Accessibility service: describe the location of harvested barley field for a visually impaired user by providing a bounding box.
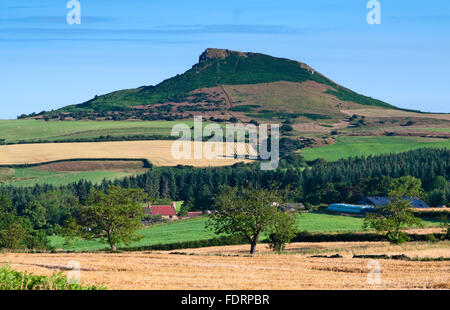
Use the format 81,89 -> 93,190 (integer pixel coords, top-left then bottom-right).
1,241 -> 448,290
0,141 -> 255,167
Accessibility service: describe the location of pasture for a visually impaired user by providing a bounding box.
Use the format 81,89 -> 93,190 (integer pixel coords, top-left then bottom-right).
300,136 -> 450,161
1,241 -> 448,289
0,120 -> 194,143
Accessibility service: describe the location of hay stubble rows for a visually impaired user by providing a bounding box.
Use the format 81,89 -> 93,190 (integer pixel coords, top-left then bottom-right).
1,242 -> 448,290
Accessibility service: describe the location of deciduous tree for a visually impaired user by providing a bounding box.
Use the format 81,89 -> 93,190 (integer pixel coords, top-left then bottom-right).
64,186 -> 148,251
207,187 -> 282,254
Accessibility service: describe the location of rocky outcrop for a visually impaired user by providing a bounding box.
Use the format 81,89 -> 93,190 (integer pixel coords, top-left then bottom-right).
198,48 -> 251,63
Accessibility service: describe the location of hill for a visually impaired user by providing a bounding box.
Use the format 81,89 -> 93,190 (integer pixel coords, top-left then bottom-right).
25,48 -> 403,122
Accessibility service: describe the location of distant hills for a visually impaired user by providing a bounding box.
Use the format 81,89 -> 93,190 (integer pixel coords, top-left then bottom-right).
27,48 -> 405,122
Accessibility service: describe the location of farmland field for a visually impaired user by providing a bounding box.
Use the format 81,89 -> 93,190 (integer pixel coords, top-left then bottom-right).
416,127 -> 450,133
0,120 -> 195,143
300,136 -> 450,161
48,213 -> 441,252
0,140 -> 255,167
1,241 -> 448,289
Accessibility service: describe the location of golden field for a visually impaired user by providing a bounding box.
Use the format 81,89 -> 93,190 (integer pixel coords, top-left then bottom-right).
0,140 -> 256,167
1,241 -> 448,290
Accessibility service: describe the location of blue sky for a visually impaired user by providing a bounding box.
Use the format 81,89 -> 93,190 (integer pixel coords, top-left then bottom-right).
0,0 -> 449,119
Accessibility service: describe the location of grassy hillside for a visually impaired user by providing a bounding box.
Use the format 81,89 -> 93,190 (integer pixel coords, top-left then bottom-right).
48,213 -> 440,252
59,48 -> 397,113
300,136 -> 450,161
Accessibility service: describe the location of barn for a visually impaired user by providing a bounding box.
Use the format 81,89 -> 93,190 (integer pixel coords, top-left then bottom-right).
357,197 -> 429,208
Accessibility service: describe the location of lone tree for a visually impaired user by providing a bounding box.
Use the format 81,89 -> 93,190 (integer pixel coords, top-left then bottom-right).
364,176 -> 423,244
64,186 -> 148,251
207,187 -> 284,254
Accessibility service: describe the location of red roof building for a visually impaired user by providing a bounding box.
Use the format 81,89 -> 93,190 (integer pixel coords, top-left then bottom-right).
151,205 -> 176,217
149,202 -> 177,217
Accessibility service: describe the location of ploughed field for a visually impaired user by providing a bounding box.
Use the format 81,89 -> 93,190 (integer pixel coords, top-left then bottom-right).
0,140 -> 255,167
1,241 -> 448,289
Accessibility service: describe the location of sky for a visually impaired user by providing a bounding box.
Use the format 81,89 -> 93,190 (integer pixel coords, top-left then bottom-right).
0,0 -> 449,119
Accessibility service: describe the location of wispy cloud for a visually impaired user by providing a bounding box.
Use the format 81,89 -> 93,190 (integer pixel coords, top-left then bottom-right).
0,24 -> 297,42
0,16 -> 113,24
153,24 -> 296,34
0,38 -> 198,44
0,5 -> 49,9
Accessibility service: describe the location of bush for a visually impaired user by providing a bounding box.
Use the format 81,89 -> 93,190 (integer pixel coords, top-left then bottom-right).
142,214 -> 168,225
281,124 -> 293,132
0,265 -> 105,290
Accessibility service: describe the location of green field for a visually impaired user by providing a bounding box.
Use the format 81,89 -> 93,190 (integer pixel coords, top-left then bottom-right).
416,127 -> 450,133
0,119 -> 196,143
50,217 -> 216,252
0,167 -> 144,187
49,213 -> 440,252
301,136 -> 450,161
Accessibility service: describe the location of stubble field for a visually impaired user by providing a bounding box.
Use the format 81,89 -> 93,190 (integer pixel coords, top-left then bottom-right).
0,140 -> 255,167
1,241 -> 448,290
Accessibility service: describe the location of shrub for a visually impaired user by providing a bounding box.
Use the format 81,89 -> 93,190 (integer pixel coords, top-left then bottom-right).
0,265 -> 105,290
281,124 -> 293,132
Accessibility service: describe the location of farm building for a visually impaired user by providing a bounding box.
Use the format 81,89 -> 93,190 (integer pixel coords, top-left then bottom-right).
327,203 -> 376,214
357,197 -> 429,208
145,202 -> 178,219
